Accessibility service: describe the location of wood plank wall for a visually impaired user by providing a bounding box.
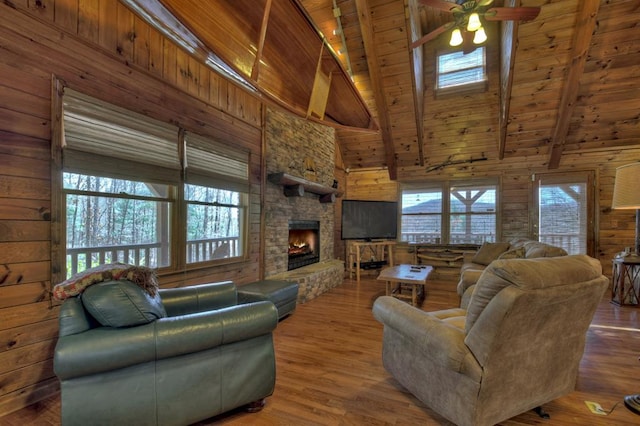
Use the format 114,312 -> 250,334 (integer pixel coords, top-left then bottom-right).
344,148 -> 640,277
0,0 -> 266,415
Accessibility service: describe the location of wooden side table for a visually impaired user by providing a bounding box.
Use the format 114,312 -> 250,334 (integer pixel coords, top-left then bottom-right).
611,256 -> 640,306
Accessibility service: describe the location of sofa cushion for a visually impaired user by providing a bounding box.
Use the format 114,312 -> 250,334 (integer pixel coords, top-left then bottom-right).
523,241 -> 568,258
498,246 -> 526,260
471,242 -> 511,266
82,280 -> 167,327
465,255 -> 602,333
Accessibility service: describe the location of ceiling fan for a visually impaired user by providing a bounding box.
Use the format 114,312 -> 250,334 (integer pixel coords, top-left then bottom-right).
411,0 -> 541,50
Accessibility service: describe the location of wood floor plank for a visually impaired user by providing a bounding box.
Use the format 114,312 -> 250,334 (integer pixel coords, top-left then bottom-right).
2,276 -> 639,425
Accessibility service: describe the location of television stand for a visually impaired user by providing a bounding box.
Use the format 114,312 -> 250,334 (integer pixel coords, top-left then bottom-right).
348,240 -> 396,284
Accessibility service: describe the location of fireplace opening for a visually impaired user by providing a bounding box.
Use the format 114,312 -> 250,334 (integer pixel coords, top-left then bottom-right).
288,220 -> 320,270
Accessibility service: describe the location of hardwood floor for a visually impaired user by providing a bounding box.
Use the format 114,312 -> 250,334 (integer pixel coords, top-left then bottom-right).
3,273 -> 640,425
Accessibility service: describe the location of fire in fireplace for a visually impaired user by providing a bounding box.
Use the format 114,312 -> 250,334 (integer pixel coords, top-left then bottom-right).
288,220 -> 320,270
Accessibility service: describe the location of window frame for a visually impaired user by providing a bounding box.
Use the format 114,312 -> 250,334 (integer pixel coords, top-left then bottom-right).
400,178 -> 500,245
531,171 -> 595,256
435,46 -> 488,97
51,81 -> 250,282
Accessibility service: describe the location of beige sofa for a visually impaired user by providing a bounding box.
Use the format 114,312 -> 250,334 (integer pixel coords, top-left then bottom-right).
458,238 -> 568,307
373,255 -> 607,426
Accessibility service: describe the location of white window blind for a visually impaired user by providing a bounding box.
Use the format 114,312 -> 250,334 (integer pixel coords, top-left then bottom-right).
62,88 -> 181,184
184,132 -> 249,193
538,181 -> 587,254
437,47 -> 486,90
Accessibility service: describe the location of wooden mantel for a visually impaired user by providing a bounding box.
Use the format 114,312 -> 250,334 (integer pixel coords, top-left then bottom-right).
268,172 -> 339,203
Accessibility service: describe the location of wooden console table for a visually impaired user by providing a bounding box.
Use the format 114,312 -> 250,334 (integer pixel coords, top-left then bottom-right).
611,256 -> 640,306
348,240 -> 396,284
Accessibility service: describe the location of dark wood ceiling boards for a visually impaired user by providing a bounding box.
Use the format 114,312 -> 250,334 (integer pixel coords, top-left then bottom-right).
126,0 -> 377,131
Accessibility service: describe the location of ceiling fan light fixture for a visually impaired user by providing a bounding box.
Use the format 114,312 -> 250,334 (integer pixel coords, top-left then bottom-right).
449,28 -> 463,47
467,13 -> 482,32
473,26 -> 487,44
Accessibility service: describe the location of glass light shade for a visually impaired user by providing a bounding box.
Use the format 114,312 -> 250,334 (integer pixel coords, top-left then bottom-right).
612,163 -> 640,209
473,27 -> 487,44
467,13 -> 482,32
449,28 -> 463,47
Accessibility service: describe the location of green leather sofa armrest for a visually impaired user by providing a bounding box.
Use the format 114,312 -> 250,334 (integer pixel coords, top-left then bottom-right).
373,296 -> 480,379
160,281 -> 237,316
54,300 -> 278,380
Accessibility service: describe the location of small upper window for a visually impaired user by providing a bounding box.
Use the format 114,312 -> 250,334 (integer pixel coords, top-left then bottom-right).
436,47 -> 486,94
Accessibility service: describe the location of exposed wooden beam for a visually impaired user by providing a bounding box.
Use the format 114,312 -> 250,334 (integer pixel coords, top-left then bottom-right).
355,0 -> 398,180
498,0 -> 520,160
251,0 -> 272,81
548,0 -> 600,169
407,0 -> 425,166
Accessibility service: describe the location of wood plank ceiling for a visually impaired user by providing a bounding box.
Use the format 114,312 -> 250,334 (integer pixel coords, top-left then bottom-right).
131,0 -> 640,179
301,0 -> 640,179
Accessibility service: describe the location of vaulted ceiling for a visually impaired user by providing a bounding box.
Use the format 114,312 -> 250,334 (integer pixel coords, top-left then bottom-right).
301,0 -> 640,179
132,0 -> 640,180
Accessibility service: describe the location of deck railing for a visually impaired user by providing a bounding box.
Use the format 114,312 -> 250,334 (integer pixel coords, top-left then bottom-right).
66,237 -> 240,276
401,232 -> 583,254
401,232 -> 496,245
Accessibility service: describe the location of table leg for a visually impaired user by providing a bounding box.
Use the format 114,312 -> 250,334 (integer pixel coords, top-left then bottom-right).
356,248 -> 361,284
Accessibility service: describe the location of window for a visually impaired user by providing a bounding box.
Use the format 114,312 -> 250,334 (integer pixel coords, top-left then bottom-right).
401,187 -> 443,243
450,183 -> 497,244
532,172 -> 594,255
56,87 -> 249,278
401,179 -> 498,244
436,47 -> 486,93
63,173 -> 172,274
185,185 -> 245,263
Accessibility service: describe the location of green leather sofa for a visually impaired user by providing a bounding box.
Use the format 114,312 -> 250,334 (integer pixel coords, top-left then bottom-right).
54,280 -> 278,426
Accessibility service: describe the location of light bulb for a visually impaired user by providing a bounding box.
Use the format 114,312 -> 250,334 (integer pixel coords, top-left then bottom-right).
473,26 -> 487,44
449,28 -> 463,47
467,13 -> 482,32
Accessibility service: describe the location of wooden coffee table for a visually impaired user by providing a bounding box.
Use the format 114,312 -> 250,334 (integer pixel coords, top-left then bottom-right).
377,264 -> 433,307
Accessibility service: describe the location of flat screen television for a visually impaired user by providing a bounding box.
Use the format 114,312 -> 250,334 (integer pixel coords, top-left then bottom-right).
341,200 -> 398,240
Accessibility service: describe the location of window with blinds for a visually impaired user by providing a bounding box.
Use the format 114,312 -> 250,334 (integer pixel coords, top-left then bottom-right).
183,132 -> 249,264
436,47 -> 487,94
535,174 -> 592,255
59,88 -> 250,276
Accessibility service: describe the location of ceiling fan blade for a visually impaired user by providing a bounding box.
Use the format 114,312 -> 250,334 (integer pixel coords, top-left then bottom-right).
484,7 -> 541,21
411,22 -> 455,49
419,0 -> 462,13
477,0 -> 495,6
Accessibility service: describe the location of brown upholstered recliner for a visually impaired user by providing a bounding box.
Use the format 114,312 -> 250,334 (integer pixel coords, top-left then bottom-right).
373,255 -> 608,426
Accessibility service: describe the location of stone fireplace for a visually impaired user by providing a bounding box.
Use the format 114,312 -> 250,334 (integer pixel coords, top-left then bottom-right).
288,220 -> 320,270
263,108 -> 344,303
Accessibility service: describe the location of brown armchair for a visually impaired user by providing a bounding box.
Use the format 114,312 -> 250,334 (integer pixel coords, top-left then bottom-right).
373,255 -> 607,426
